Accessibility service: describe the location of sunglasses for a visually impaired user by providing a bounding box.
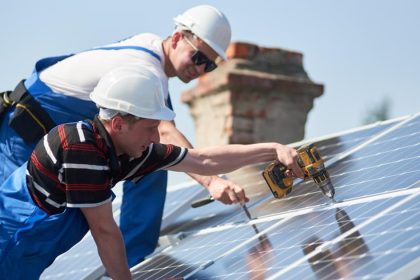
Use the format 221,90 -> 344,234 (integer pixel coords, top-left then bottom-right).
184,36 -> 218,73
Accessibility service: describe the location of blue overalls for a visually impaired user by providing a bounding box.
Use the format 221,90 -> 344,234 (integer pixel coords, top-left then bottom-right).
0,163 -> 90,279
0,45 -> 170,268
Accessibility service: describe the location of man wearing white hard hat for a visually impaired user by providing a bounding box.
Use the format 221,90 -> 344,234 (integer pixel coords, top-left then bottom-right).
0,65 -> 303,279
0,5 -> 238,266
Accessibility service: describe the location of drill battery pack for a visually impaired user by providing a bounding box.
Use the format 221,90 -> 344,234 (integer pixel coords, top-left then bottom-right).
262,161 -> 294,198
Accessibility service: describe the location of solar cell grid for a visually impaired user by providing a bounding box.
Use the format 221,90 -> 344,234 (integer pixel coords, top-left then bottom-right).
132,218 -> 288,280
132,114 -> 420,279
40,113 -> 420,279
161,182 -> 208,229
178,192 -> 420,280
308,119 -> 399,160
131,191 -> 420,279
251,115 -> 420,218
159,119 -> 403,236
278,194 -> 420,280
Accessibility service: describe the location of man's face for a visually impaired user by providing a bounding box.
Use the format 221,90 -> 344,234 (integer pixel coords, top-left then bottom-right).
172,33 -> 219,83
118,118 -> 161,158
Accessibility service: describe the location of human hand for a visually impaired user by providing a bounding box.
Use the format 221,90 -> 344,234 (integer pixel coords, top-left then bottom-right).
207,176 -> 249,205
275,144 -> 304,179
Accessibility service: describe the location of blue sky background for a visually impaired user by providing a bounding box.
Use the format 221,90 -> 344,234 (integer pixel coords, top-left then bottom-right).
1,1 -> 419,185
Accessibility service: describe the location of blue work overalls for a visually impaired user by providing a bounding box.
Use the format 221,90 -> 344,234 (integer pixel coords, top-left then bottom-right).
0,163 -> 90,279
0,45 -> 170,268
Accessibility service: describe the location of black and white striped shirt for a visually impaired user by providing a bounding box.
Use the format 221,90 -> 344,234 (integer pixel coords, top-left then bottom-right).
26,116 -> 187,215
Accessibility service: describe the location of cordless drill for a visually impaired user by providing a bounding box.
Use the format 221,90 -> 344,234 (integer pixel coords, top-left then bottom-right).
262,143 -> 335,199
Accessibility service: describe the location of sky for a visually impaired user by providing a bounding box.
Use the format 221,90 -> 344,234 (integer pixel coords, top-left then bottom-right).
1,0 -> 419,185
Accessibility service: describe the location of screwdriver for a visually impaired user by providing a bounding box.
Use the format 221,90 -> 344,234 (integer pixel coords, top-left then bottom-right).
191,195 -> 262,239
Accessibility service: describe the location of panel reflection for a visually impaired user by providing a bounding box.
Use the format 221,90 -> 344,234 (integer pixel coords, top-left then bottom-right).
302,208 -> 371,279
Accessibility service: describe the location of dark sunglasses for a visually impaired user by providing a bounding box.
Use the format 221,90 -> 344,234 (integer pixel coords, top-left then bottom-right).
184,36 -> 218,73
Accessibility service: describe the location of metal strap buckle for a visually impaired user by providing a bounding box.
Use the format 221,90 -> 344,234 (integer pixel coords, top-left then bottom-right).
1,91 -> 15,107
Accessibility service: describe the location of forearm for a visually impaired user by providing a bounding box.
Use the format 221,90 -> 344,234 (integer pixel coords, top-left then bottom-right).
82,205 -> 131,280
171,143 -> 280,175
93,226 -> 131,280
194,143 -> 278,174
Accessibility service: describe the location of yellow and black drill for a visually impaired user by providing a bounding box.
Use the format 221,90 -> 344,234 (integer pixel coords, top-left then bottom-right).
262,143 -> 335,199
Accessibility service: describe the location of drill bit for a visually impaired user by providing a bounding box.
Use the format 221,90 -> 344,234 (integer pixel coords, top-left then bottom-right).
233,194 -> 265,241
192,194 -> 265,242
242,203 -> 266,243
318,180 -> 335,200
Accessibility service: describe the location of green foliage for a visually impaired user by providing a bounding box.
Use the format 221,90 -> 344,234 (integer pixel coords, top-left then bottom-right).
362,97 -> 391,125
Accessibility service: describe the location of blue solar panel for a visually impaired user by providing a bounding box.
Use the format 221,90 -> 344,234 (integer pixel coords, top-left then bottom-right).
252,115 -> 420,217
41,113 -> 420,279
160,117 -> 406,235
132,192 -> 420,279
131,114 -> 420,279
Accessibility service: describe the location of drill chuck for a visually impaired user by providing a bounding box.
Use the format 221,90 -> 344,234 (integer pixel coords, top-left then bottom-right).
309,165 -> 335,199
297,144 -> 335,199
318,180 -> 335,199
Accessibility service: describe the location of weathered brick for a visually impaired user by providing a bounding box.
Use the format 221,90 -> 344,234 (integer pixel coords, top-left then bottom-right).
226,42 -> 259,60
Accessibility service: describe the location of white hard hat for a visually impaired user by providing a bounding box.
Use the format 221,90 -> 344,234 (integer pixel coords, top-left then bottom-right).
90,65 -> 175,121
174,5 -> 231,60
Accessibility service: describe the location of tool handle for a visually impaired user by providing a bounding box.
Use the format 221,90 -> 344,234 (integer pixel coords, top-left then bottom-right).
191,196 -> 215,208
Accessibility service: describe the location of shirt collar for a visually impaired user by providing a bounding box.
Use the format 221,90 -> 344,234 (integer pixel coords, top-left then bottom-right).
92,115 -> 121,181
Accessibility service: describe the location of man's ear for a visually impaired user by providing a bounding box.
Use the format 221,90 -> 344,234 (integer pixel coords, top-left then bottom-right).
110,116 -> 124,133
171,31 -> 183,48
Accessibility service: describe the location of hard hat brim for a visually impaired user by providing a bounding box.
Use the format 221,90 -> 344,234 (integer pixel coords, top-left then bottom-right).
139,107 -> 176,121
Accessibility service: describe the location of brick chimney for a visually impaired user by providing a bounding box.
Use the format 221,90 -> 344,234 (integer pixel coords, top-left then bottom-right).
181,42 -> 324,147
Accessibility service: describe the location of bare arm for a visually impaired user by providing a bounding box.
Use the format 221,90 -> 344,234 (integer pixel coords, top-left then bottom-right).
159,120 -> 248,204
168,143 -> 304,178
81,202 -> 131,280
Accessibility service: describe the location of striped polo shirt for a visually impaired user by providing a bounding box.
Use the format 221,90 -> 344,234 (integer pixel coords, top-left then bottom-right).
26,116 -> 187,215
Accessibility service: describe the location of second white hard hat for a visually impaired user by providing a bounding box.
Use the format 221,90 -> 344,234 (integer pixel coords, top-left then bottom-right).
90,65 -> 175,121
174,5 -> 231,60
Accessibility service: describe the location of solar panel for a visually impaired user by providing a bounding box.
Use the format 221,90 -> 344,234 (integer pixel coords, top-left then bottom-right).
41,113 -> 420,279
159,117 -> 408,236
131,113 -> 420,279
161,181 -> 210,230
131,191 -> 420,279
251,114 -> 420,217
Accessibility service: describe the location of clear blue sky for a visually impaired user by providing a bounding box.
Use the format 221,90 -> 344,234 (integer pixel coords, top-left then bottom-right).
1,0 -> 419,184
